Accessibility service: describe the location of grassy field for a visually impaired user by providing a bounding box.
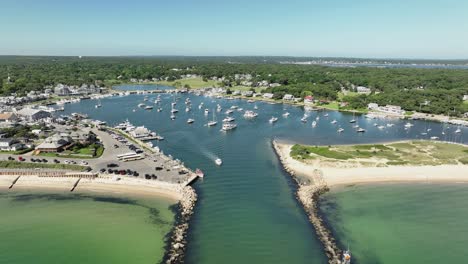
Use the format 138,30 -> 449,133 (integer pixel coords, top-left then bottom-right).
291,141 -> 468,166
155,77 -> 220,89
0,161 -> 85,171
37,145 -> 104,159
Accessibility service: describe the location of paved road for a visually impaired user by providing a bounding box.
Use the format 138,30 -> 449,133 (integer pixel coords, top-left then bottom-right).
0,128 -> 191,184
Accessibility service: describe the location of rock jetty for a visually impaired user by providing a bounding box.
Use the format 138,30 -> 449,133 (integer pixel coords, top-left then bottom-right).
164,186 -> 197,264
272,140 -> 343,264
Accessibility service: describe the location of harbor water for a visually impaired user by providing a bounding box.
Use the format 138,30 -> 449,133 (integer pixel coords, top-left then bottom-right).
5,84 -> 467,263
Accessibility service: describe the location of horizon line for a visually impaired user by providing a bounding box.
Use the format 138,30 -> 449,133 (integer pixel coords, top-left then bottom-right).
1,54 -> 468,61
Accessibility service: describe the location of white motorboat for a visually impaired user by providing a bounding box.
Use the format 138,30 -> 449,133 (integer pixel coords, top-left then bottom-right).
138,103 -> 145,108
282,112 -> 290,117
204,109 -> 209,115
377,125 -> 385,129
221,123 -> 237,131
331,119 -> 337,124
269,117 -> 278,123
186,107 -> 190,112
301,117 -> 307,123
187,118 -> 194,124
226,109 -> 234,115
170,114 -> 176,120
223,117 -> 235,122
312,121 -> 317,127
455,128 -> 462,134
337,128 -> 344,133
145,105 -> 153,110
244,110 -> 258,118
356,128 -> 366,133
215,158 -> 222,166
404,122 -> 414,128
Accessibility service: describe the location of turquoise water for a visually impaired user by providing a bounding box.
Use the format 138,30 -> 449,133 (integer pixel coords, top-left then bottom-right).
48,89 -> 468,263
0,191 -> 176,264
320,183 -> 468,264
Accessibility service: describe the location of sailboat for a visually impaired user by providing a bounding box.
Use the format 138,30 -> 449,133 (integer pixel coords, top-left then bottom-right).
207,109 -> 217,126
312,121 -> 317,127
349,112 -> 356,123
95,99 -> 102,108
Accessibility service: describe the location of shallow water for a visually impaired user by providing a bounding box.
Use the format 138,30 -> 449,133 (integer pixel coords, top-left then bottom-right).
0,191 -> 176,264
32,86 -> 468,263
320,183 -> 468,264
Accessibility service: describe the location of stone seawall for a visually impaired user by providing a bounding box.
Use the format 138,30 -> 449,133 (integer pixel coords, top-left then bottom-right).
163,185 -> 197,264
272,140 -> 343,264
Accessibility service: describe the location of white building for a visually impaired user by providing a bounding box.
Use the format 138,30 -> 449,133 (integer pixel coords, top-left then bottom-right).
463,95 -> 468,101
368,103 -> 379,110
356,86 -> 371,94
377,105 -> 405,115
130,126 -> 150,138
262,93 -> 274,99
283,94 -> 294,101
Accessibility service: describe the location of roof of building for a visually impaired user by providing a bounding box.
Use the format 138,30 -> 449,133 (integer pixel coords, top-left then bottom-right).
0,112 -> 16,120
17,108 -> 50,117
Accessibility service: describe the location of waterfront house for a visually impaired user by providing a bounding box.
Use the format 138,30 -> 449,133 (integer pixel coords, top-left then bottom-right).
241,90 -> 254,97
54,84 -> 71,96
377,105 -> 405,115
368,103 -> 379,110
356,86 -> 371,94
262,93 -> 274,99
283,94 -> 294,101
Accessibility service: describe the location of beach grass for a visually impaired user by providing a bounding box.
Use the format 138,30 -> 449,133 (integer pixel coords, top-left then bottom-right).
0,160 -> 85,171
290,141 -> 468,166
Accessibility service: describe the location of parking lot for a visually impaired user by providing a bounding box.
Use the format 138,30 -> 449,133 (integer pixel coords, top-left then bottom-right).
0,127 -> 193,184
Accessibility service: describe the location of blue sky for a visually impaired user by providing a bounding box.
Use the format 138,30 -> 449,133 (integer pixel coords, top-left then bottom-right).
1,0 -> 467,59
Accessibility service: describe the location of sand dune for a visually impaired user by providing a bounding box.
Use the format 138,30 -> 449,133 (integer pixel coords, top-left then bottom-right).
274,142 -> 468,186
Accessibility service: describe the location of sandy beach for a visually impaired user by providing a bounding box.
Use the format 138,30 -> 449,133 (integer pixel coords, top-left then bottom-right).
274,142 -> 468,187
0,175 -> 182,201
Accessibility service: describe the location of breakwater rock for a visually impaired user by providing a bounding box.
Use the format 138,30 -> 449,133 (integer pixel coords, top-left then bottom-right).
164,186 -> 197,264
272,140 -> 343,264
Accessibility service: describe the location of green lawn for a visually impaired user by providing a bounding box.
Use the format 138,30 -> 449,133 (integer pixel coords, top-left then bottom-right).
290,141 -> 468,166
0,161 -> 85,171
320,101 -> 340,110
155,77 -> 220,89
37,145 -> 104,159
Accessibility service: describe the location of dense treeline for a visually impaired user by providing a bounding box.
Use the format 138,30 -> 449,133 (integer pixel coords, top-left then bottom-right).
1,56 -> 467,116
